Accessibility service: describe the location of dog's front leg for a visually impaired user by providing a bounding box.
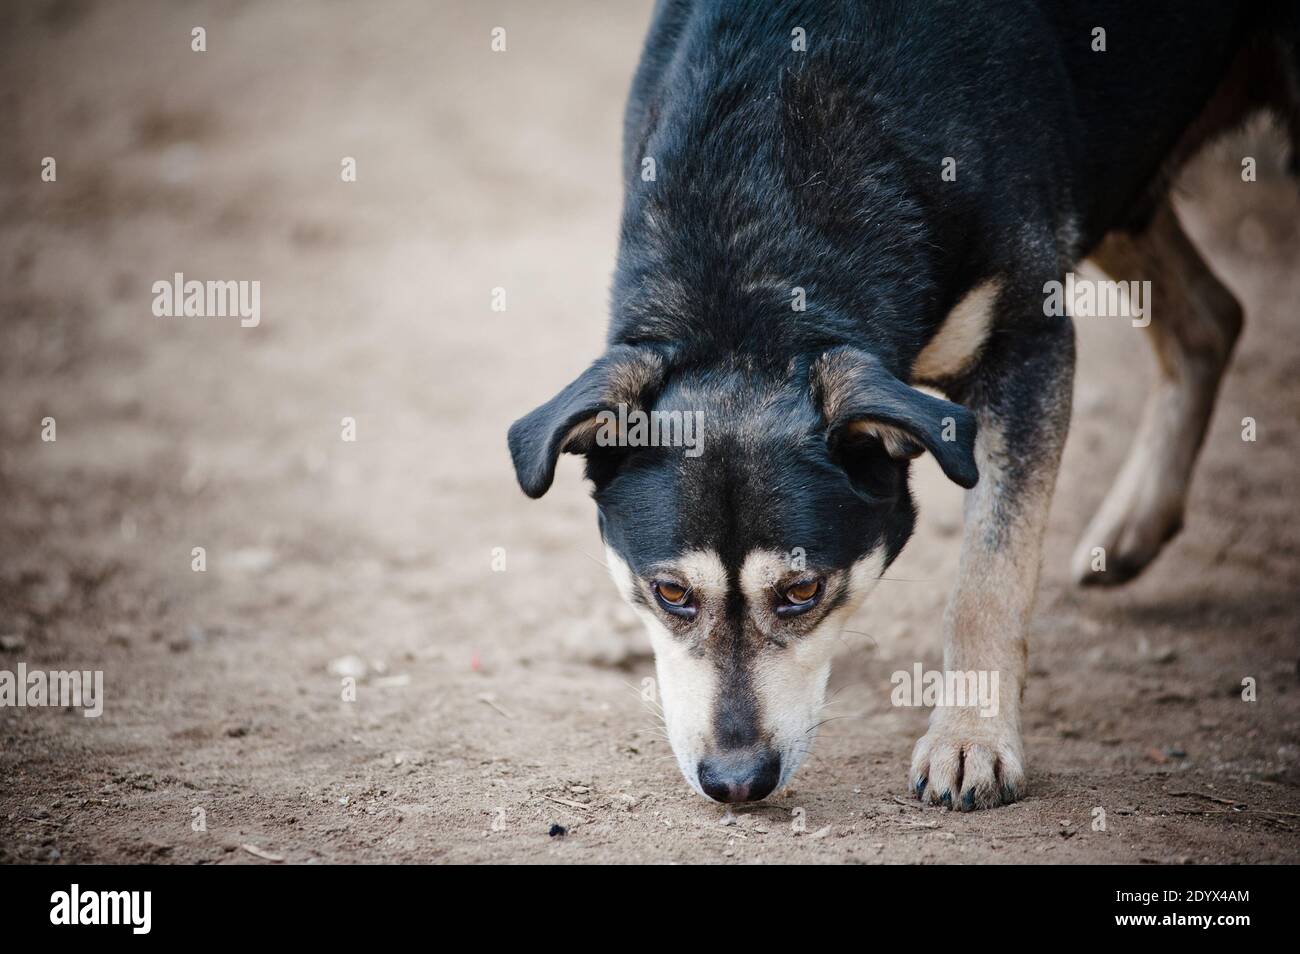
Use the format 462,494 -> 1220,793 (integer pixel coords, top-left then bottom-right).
910,303 -> 1074,810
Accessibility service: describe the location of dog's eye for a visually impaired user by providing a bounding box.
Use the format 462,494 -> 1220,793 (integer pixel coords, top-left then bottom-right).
787,580 -> 819,603
653,581 -> 696,618
777,579 -> 822,617
655,581 -> 688,604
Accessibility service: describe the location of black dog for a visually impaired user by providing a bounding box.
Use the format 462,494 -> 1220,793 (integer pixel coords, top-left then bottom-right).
509,0 -> 1299,808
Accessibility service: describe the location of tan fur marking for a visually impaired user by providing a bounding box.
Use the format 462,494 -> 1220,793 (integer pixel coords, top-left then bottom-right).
559,417 -> 600,453
607,350 -> 665,408
737,551 -> 795,606
910,411 -> 1061,808
912,280 -> 1001,384
558,350 -> 665,454
671,549 -> 729,601
842,420 -> 922,459
810,348 -> 869,424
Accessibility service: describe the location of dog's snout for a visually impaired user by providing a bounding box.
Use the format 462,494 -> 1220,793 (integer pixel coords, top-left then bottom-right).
697,750 -> 781,803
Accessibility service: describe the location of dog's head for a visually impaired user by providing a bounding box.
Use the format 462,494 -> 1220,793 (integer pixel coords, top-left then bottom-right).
508,344 -> 976,802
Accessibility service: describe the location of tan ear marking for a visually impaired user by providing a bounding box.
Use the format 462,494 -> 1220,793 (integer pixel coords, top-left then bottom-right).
844,420 -> 923,459
559,416 -> 602,454
607,350 -> 666,407
810,348 -> 867,424
558,350 -> 667,455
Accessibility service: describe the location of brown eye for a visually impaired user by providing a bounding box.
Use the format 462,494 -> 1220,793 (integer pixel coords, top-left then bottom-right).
654,581 -> 689,605
653,580 -> 696,619
778,579 -> 822,617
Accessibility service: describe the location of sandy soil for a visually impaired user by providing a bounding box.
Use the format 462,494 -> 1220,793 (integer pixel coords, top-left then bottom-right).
1,0 -> 1298,864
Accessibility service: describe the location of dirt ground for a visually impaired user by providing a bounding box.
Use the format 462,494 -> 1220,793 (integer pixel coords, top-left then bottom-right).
1,1 -> 1298,865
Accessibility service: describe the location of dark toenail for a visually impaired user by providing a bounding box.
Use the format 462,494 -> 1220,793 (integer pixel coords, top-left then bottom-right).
962,790 -> 975,810
940,791 -> 952,808
915,777 -> 927,798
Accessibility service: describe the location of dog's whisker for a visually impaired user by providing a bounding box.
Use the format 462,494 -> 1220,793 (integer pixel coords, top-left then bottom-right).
839,629 -> 880,649
824,680 -> 868,701
808,714 -> 862,733
625,692 -> 667,721
577,550 -> 612,571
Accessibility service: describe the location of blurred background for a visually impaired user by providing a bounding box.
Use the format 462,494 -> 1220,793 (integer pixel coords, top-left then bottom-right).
1,0 -> 1297,863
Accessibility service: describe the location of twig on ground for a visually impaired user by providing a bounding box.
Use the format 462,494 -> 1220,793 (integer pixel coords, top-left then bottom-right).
540,793 -> 592,811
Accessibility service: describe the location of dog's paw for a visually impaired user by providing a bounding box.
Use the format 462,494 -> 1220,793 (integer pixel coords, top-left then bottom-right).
1071,483 -> 1185,587
909,710 -> 1025,811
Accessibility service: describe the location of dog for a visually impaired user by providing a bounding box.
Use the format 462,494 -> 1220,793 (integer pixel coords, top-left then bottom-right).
508,0 -> 1299,809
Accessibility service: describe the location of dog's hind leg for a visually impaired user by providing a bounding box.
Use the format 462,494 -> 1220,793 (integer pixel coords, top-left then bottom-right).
1071,201 -> 1242,585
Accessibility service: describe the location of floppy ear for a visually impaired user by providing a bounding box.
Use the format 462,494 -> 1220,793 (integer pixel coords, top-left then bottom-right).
811,346 -> 978,488
507,344 -> 666,498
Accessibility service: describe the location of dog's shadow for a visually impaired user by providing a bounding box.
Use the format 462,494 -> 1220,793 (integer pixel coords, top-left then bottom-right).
1062,583 -> 1299,643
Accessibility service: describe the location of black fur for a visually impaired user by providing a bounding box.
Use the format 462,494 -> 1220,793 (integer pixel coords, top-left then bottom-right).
510,0 -> 1297,580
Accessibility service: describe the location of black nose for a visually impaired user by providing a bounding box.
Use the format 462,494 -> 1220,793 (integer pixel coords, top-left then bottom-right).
697,750 -> 781,803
